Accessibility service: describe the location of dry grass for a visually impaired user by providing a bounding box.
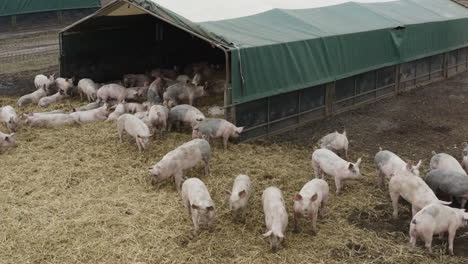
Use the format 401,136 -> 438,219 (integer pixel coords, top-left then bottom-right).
0,95 -> 466,264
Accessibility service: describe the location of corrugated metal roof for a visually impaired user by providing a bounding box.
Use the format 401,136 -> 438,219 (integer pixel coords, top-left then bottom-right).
452,0 -> 468,8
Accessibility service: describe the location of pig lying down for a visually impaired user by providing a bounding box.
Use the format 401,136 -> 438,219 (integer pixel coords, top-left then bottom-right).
148,139 -> 211,191
181,178 -> 215,236
374,148 -> 422,187
262,187 -> 288,253
0,131 -> 17,149
226,174 -> 251,222
311,148 -> 362,195
410,203 -> 468,255
293,179 -> 329,235
0,106 -> 19,132
117,114 -> 151,152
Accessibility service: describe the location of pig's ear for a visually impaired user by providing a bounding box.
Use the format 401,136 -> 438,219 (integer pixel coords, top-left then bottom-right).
239,190 -> 246,198
236,127 -> 244,133
277,232 -> 284,238
415,160 -> 422,168
348,163 -> 354,170
206,206 -> 214,211
463,213 -> 468,220
9,133 -> 15,137
355,158 -> 362,167
225,191 -> 231,197
406,163 -> 413,170
191,204 -> 199,209
294,193 -> 302,201
310,193 -> 318,201
262,230 -> 273,237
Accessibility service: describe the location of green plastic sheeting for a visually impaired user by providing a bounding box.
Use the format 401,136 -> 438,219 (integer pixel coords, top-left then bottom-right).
71,0 -> 468,104
0,0 -> 100,16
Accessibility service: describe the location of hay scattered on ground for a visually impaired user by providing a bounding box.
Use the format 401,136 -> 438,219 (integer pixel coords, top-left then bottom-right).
0,90 -> 467,264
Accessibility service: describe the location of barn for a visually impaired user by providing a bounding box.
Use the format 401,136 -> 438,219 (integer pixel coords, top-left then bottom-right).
0,0 -> 101,29
59,0 -> 468,141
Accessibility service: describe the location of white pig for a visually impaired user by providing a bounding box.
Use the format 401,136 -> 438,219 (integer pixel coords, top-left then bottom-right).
293,179 -> 329,234
375,148 -> 422,187
181,177 -> 216,236
317,129 -> 349,158
148,105 -> 169,137
106,103 -> 127,121
70,104 -> 111,123
0,106 -> 18,132
96,84 -> 138,103
17,84 -> 49,107
148,139 -> 211,191
225,174 -> 251,222
409,203 -> 468,255
168,104 -> 205,131
262,186 -> 288,253
24,113 -> 78,127
311,148 -> 362,195
389,170 -> 451,219
55,77 -> 74,95
34,74 -> 55,90
191,118 -> 244,150
77,78 -> 99,101
125,103 -> 147,113
38,90 -> 69,108
430,152 -> 466,175
0,131 -> 16,148
117,114 -> 151,152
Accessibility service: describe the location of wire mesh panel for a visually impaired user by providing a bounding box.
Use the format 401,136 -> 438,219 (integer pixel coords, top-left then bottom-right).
448,49 -> 458,76
236,98 -> 268,140
430,54 -> 444,79
299,84 -> 326,122
16,11 -> 58,26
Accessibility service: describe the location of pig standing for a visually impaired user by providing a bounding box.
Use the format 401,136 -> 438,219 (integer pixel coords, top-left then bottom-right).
430,152 -> 466,175
191,118 -> 243,150
317,129 -> 349,158
77,78 -> 99,101
23,113 -> 78,127
462,142 -> 468,171
70,104 -> 111,123
389,170 -> 450,218
55,77 -> 74,95
168,104 -> 205,131
425,169 -> 468,207
293,179 -> 329,235
106,103 -> 127,121
311,148 -> 362,195
117,114 -> 152,152
375,148 -> 422,187
34,74 -> 55,90
96,84 -> 138,103
123,74 -> 151,88
38,90 -> 69,108
225,174 -> 251,222
148,139 -> 211,191
181,178 -> 215,236
409,203 -> 468,255
17,84 -> 49,107
148,105 -> 169,137
0,131 -> 16,149
163,82 -> 205,107
0,106 -> 18,132
262,187 -> 288,253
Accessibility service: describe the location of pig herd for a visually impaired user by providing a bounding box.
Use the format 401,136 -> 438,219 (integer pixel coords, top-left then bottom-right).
1,67 -> 468,255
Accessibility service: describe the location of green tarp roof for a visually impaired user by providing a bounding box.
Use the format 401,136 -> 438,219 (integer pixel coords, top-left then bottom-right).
0,0 -> 100,16
77,0 -> 468,103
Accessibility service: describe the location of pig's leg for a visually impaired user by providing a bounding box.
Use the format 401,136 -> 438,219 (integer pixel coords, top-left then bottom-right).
293,212 -> 301,233
422,232 -> 433,253
411,206 -> 420,217
222,136 -> 229,151
390,191 -> 400,219
192,209 -> 200,236
203,156 -> 210,176
377,169 -> 385,188
310,211 -> 318,235
117,123 -> 124,143
135,136 -> 142,152
320,195 -> 328,217
208,210 -> 215,232
409,232 -> 417,251
448,229 -> 456,255
344,146 -> 348,160
334,178 -> 343,195
311,161 -> 320,179
174,171 -> 184,192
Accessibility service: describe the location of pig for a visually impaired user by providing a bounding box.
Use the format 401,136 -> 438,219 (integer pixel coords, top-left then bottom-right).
38,90 -> 69,108
168,104 -> 205,131
19,110 -> 65,121
262,187 -> 288,253
409,203 -> 468,255
17,84 -> 49,107
34,74 -> 55,90
311,148 -> 362,195
375,148 -> 422,187
425,169 -> 468,207
293,179 -> 329,235
148,138 -> 211,191
225,174 -> 251,222
55,77 -> 74,95
430,152 -> 466,175
125,103 -> 147,113
23,113 -> 78,127
70,104 -> 111,123
389,169 -> 451,219
163,82 -> 206,107
148,105 -> 169,137
117,114 -> 152,152
106,103 -> 127,121
176,75 -> 191,84
77,78 -> 99,102
181,177 -> 216,236
73,102 -> 103,112
0,131 -> 16,148
96,84 -> 139,103
462,142 -> 468,171
191,118 -> 243,150
123,74 -> 151,88
0,106 -> 19,132
317,129 -> 349,158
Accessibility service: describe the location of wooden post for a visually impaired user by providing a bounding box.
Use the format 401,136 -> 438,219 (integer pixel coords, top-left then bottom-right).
325,81 -> 335,116
11,15 -> 16,26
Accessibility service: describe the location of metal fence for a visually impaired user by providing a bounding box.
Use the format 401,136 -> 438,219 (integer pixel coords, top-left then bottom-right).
236,46 -> 468,141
